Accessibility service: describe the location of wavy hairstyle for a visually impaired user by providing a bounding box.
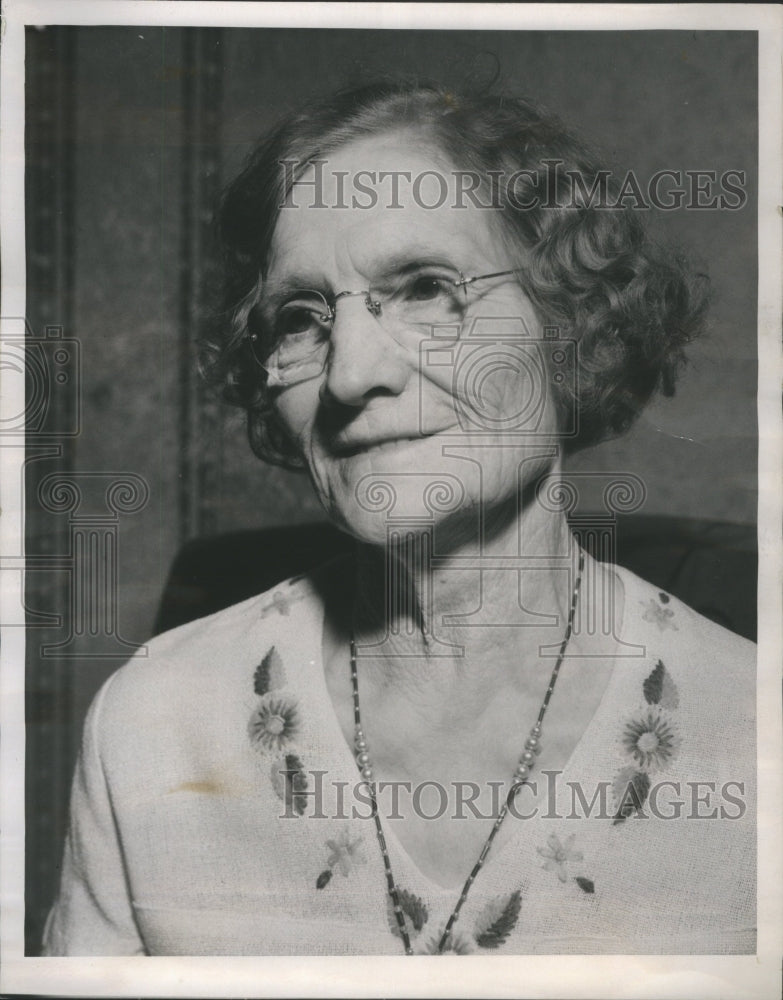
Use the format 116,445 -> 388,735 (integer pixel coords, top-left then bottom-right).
204,81 -> 708,468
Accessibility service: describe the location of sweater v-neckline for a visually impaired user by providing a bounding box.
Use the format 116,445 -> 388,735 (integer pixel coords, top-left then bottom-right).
307,554 -> 637,895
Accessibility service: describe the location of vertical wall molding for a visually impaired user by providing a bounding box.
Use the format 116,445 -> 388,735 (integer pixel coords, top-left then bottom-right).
24,25 -> 78,953
25,26 -> 227,954
178,28 -> 224,542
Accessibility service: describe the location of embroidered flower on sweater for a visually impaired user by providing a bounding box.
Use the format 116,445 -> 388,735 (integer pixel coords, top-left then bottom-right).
640,596 -> 678,631
536,833 -> 583,882
612,661 -> 680,824
259,588 -> 304,619
419,926 -> 473,954
621,709 -> 679,770
316,829 -> 367,889
326,828 -> 366,877
248,695 -> 300,752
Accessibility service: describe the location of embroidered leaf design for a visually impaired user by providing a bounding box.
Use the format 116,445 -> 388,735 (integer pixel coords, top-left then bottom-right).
612,766 -> 638,815
613,769 -> 651,824
271,753 -> 308,815
286,753 -> 308,816
474,889 -> 522,949
643,660 -> 665,704
316,868 -> 332,889
403,890 -> 429,931
641,659 -> 679,709
575,876 -> 595,894
660,674 -> 679,710
270,758 -> 285,800
254,646 -> 284,695
388,889 -> 430,938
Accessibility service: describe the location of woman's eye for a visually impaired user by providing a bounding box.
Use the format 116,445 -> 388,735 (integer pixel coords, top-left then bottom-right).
406,275 -> 452,302
275,305 -> 323,337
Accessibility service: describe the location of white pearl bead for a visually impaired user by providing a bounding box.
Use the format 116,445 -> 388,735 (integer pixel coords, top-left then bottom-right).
361,767 -> 373,779
356,752 -> 369,765
521,750 -> 534,763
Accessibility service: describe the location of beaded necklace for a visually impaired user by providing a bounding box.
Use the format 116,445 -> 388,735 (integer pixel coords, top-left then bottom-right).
349,549 -> 584,955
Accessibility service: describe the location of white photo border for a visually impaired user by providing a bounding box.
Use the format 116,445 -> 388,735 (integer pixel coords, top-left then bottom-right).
1,3 -> 780,997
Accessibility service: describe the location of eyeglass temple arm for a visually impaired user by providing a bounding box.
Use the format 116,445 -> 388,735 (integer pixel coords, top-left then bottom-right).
456,268 -> 520,288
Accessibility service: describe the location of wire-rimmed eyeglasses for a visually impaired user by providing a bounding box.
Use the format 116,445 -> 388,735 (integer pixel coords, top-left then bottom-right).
248,267 -> 522,387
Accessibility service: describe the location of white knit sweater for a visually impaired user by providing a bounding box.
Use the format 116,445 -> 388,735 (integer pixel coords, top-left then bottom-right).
43,558 -> 756,955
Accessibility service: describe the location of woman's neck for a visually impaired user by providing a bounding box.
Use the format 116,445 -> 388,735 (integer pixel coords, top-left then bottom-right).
347,501 -> 578,709
319,500 -> 620,891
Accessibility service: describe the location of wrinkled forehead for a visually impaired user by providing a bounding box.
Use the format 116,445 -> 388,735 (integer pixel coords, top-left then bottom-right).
267,133 -> 511,280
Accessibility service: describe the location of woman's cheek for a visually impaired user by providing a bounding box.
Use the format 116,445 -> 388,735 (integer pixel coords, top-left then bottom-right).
273,387 -> 318,449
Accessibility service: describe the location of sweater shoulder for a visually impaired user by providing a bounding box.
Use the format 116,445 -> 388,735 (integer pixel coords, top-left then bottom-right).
615,562 -> 756,725
94,573 -> 325,733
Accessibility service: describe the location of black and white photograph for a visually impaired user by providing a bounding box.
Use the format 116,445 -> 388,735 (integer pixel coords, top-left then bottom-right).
1,2 -> 780,997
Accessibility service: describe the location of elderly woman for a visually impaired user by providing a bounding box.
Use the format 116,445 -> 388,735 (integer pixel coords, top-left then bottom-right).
43,82 -> 755,956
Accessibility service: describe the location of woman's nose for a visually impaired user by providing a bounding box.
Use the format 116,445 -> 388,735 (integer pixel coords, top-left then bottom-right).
321,297 -> 410,407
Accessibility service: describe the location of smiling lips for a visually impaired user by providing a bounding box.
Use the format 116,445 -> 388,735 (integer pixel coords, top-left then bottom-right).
332,433 -> 435,457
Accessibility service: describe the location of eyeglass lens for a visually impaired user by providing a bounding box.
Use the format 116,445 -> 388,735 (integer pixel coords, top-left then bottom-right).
251,268 -> 517,386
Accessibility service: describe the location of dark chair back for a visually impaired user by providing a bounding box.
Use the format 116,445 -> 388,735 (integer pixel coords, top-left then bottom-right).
154,516 -> 756,642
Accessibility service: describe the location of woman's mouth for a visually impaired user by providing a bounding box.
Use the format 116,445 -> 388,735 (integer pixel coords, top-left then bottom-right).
333,434 -> 432,458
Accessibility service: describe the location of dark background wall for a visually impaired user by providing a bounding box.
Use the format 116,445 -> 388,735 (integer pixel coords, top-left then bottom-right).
24,27 -> 757,952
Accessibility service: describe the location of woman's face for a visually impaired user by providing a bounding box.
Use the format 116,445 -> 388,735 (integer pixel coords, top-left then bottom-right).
265,133 -> 561,543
